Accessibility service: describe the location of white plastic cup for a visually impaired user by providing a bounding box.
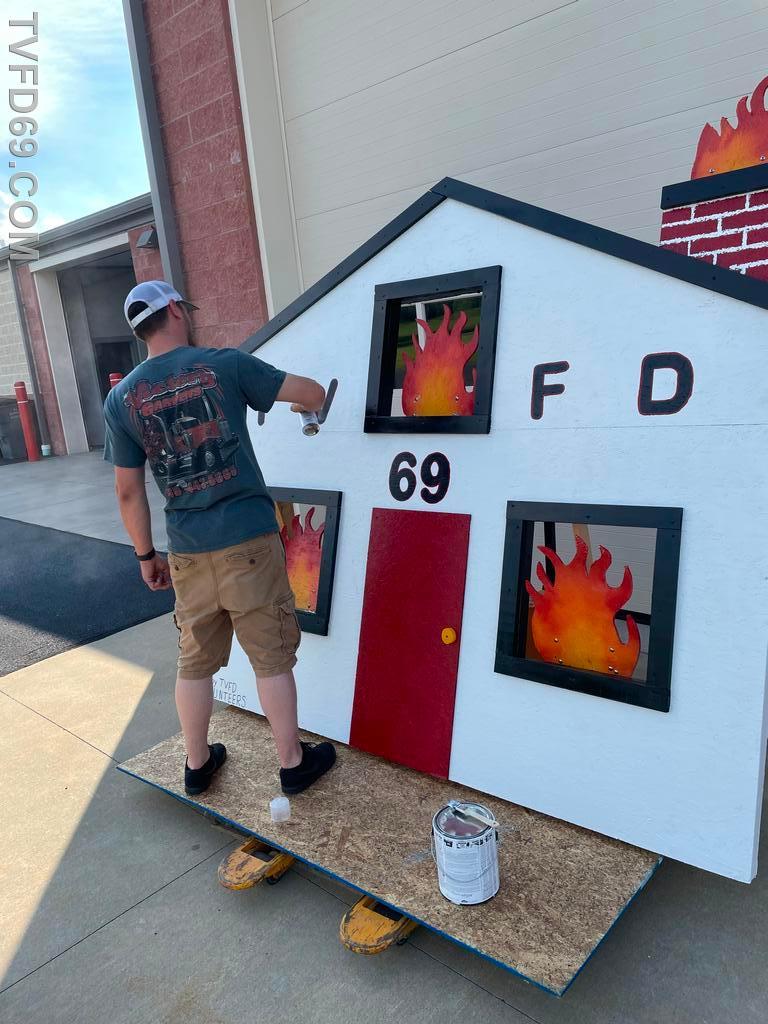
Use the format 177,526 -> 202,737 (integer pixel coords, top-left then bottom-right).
270,796 -> 291,822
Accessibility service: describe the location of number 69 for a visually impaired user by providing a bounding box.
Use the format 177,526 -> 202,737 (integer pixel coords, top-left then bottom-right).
389,451 -> 450,504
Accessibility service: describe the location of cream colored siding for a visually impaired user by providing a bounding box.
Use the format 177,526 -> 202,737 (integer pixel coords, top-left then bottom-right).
266,0 -> 768,287
274,0 -> 569,121
272,0 -> 309,18
0,265 -> 30,396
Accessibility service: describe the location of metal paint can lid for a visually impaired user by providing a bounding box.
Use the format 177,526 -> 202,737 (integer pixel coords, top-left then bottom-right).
433,801 -> 495,839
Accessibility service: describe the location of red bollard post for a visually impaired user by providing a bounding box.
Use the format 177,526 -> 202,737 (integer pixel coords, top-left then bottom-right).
109,373 -> 123,389
13,381 -> 41,462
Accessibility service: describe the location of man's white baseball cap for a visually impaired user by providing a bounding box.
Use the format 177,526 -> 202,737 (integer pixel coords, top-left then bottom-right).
124,280 -> 199,329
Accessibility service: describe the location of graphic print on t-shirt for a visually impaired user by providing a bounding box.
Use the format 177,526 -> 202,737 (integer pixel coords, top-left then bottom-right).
122,365 -> 240,498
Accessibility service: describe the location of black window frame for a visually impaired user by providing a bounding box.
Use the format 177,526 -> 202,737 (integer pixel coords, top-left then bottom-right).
364,265 -> 502,434
270,487 -> 342,637
495,501 -> 683,713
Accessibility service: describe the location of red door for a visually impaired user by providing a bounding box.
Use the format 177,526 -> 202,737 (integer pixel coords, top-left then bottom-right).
349,508 -> 471,778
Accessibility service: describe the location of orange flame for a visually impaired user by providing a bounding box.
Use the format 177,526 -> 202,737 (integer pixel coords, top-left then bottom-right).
281,507 -> 324,613
525,537 -> 640,678
402,304 -> 478,416
691,75 -> 768,178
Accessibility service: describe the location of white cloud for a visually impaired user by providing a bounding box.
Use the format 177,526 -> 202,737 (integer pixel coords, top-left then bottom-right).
1,2 -> 149,230
1,188 -> 72,245
38,212 -> 66,231
4,1 -> 131,124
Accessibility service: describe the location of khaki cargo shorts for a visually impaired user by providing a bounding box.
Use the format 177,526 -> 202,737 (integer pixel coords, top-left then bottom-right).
168,531 -> 301,679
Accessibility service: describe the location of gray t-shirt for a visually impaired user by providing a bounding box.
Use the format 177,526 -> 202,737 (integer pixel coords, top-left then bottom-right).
103,345 -> 286,554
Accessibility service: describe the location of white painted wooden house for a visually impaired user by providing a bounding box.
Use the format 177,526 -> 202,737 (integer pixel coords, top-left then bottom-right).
215,176 -> 768,883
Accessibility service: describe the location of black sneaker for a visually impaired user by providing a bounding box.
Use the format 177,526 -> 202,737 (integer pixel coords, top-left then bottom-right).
280,741 -> 337,795
184,743 -> 227,796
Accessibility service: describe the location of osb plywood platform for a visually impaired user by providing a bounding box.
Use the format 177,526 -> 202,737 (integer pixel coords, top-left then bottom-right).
118,708 -> 660,995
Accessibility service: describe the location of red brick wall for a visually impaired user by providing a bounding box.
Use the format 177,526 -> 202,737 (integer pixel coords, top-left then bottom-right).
143,0 -> 269,347
15,265 -> 66,455
660,191 -> 768,282
128,223 -> 165,283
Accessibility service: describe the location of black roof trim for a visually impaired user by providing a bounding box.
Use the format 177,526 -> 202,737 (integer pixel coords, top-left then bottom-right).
241,191 -> 445,353
241,176 -> 768,354
661,164 -> 768,209
0,193 -> 154,265
434,178 -> 768,311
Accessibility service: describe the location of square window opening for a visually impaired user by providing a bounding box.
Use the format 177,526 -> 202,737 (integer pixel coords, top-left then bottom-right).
390,290 -> 482,417
276,500 -> 327,614
495,503 -> 683,712
520,522 -> 656,685
365,266 -> 501,434
271,488 -> 342,636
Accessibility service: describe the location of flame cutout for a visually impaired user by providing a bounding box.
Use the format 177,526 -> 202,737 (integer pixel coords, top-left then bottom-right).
525,537 -> 640,678
281,506 -> 324,613
402,304 -> 478,416
692,75 -> 768,178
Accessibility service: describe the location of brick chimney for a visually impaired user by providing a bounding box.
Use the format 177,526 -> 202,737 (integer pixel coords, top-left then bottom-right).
659,166 -> 768,282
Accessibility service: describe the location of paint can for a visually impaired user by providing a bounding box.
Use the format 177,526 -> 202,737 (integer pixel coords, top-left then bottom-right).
299,411 -> 319,436
432,801 -> 500,905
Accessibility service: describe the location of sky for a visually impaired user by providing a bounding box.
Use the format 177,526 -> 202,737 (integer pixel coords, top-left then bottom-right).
2,0 -> 149,241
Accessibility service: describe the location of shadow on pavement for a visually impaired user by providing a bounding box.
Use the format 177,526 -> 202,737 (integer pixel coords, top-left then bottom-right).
0,517 -> 173,674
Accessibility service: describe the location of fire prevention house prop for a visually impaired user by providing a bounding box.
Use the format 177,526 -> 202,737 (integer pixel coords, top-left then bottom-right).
214,175 -> 768,885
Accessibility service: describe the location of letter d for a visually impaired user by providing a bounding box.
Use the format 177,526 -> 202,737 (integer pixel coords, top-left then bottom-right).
9,89 -> 37,113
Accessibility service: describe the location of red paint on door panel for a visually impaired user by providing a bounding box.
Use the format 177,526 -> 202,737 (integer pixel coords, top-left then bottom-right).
349,508 -> 471,778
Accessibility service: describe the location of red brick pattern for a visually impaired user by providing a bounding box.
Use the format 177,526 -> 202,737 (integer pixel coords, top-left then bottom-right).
689,232 -> 742,255
15,265 -> 66,455
717,244 -> 768,269
715,207 -> 768,231
128,223 -> 165,283
659,188 -> 768,281
660,218 -> 717,241
661,240 -> 688,255
661,207 -> 692,226
692,195 -> 746,219
143,0 -> 268,347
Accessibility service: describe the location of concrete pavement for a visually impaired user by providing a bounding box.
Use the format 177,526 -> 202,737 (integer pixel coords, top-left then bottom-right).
0,451 -> 168,549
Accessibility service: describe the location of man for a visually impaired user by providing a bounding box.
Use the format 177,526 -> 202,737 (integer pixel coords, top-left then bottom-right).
104,280 -> 336,797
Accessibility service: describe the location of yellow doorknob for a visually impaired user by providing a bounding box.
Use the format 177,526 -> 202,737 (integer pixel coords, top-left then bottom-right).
441,627 -> 457,645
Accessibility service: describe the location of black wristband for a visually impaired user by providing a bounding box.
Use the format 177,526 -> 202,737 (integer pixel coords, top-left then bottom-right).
136,547 -> 156,561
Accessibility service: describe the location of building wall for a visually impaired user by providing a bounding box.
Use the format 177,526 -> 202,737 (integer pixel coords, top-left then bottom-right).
128,223 -> 164,283
15,265 -> 66,455
0,265 -> 30,396
258,0 -> 768,289
142,0 -> 269,346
